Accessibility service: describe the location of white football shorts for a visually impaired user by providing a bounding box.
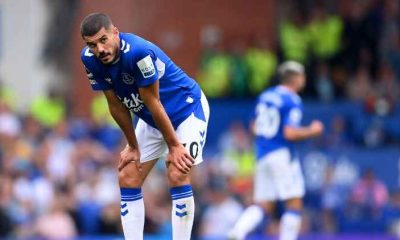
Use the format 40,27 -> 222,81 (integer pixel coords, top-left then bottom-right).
135,92 -> 209,164
254,147 -> 305,202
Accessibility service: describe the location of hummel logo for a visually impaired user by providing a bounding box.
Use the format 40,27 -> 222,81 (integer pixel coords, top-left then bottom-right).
84,48 -> 93,57
176,204 -> 186,210
121,210 -> 128,216
175,211 -> 187,217
121,39 -> 131,53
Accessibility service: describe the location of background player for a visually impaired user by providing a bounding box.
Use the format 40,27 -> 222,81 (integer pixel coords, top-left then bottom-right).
80,13 -> 209,240
228,61 -> 324,240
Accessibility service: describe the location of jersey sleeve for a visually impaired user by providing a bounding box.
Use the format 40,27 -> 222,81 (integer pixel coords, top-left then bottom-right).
81,48 -> 112,91
283,101 -> 303,128
132,47 -> 160,88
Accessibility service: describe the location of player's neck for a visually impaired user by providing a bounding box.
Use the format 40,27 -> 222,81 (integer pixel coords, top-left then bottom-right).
111,53 -> 120,64
280,84 -> 296,93
109,38 -> 121,64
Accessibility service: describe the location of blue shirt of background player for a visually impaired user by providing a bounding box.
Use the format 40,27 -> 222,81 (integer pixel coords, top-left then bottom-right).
81,32 -> 202,129
254,85 -> 303,160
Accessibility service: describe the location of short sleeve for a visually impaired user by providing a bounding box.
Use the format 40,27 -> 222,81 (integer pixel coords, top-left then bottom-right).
133,48 -> 159,88
283,101 -> 303,127
81,55 -> 112,91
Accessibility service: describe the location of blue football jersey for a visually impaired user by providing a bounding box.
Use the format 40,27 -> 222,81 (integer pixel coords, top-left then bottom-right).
253,86 -> 303,160
81,33 -> 202,129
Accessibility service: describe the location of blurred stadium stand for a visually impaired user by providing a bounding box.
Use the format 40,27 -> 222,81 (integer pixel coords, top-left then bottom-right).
1,0 -> 400,239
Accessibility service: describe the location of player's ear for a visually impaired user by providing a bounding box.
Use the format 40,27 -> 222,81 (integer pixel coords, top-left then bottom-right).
112,26 -> 119,36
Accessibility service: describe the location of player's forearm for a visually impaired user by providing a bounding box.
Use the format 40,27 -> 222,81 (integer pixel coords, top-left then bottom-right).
284,126 -> 317,141
138,81 -> 181,149
108,102 -> 139,149
147,101 -> 180,149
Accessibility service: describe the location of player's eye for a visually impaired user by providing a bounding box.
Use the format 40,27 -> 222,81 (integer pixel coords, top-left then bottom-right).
100,38 -> 107,44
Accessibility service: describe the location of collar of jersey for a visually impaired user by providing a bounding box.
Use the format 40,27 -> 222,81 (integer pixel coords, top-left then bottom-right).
111,56 -> 120,65
277,85 -> 294,94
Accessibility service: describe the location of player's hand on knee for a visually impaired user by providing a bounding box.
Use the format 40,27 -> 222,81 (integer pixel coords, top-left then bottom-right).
118,145 -> 141,172
167,144 -> 194,174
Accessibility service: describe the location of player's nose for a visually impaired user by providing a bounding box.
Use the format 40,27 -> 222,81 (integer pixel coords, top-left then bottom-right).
97,43 -> 105,53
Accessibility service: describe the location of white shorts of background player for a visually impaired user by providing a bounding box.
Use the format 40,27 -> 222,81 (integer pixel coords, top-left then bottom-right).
254,147 -> 305,202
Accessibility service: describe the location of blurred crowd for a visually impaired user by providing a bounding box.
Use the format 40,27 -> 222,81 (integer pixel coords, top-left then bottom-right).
0,90 -> 400,239
0,89 -> 246,239
1,0 -> 400,239
0,90 -> 245,239
208,122 -> 400,238
197,0 -> 400,115
198,0 -> 400,148
0,91 -> 122,238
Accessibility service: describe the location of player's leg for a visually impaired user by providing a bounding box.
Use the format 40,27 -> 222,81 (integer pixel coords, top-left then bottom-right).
280,197 -> 303,240
119,119 -> 168,240
167,163 -> 196,240
228,201 -> 275,240
278,157 -> 305,240
228,154 -> 277,240
168,92 -> 209,240
119,160 -> 157,240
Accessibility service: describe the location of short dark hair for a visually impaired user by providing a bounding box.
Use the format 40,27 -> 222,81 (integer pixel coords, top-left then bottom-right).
80,13 -> 113,37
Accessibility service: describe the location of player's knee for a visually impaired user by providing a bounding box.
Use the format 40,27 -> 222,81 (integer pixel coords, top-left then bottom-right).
256,201 -> 275,214
285,198 -> 303,211
118,168 -> 143,187
167,168 -> 190,187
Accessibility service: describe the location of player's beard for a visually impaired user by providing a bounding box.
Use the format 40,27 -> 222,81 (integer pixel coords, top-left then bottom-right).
98,52 -> 111,62
108,43 -> 121,64
98,43 -> 120,65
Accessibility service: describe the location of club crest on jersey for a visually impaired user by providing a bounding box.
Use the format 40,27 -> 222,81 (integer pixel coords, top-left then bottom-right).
121,73 -> 135,85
